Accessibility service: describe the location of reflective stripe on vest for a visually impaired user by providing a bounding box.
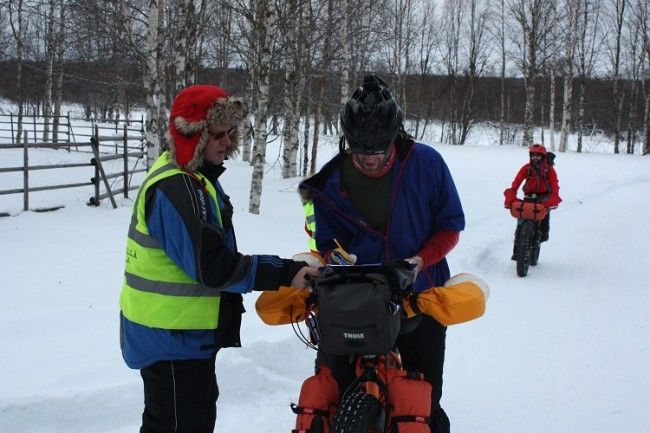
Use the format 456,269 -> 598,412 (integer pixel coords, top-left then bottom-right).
120,151 -> 222,330
303,200 -> 317,251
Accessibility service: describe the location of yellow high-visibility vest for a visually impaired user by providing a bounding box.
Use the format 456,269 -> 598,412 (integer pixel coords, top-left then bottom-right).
120,151 -> 223,330
303,200 -> 317,252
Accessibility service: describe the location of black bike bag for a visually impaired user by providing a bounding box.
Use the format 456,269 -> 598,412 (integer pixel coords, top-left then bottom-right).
314,265 -> 402,355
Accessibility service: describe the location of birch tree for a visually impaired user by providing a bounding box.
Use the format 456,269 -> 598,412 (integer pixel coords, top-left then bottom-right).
339,0 -> 350,106
624,5 -> 642,154
413,1 -> 441,140
172,0 -> 204,92
123,0 -> 167,166
459,0 -> 489,145
442,0 -> 462,145
386,0 -> 415,112
42,0 -> 57,142
558,0 -> 581,152
8,0 -> 25,144
280,0 -> 309,178
51,0 -> 65,143
499,0 -> 507,145
637,0 -> 650,155
606,0 -> 627,154
548,62 -> 559,150
575,0 -> 602,153
509,0 -> 557,146
219,0 -> 261,163
310,0 -> 335,175
249,0 -> 276,214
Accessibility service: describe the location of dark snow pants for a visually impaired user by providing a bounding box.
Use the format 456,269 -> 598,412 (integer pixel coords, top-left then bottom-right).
316,314 -> 447,414
140,355 -> 218,433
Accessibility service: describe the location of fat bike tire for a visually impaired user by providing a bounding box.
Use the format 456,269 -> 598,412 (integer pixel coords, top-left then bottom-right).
530,242 -> 541,266
516,221 -> 534,277
331,392 -> 384,433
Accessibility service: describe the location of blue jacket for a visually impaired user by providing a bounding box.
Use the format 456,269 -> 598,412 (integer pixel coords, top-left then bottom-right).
300,140 -> 465,292
121,162 -> 297,369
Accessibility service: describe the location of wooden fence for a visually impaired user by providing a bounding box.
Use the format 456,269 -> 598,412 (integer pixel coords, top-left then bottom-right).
0,125 -> 146,213
0,113 -> 73,145
0,112 -> 144,148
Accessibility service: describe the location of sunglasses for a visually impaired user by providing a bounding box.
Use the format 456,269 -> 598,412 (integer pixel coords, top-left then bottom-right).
207,126 -> 237,141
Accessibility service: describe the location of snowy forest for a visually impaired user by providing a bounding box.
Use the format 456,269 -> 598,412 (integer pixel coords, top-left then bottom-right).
1,0 -> 649,186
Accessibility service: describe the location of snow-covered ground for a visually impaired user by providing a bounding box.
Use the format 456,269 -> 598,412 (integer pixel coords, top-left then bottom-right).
1,116 -> 649,433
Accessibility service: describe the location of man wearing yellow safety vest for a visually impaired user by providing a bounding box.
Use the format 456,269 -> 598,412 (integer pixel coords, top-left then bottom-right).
119,85 -> 319,433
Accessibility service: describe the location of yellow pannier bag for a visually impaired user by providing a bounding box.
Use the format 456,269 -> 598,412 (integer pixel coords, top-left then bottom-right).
403,273 -> 489,326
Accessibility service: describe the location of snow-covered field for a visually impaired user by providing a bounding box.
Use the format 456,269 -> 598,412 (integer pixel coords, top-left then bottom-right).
1,114 -> 649,433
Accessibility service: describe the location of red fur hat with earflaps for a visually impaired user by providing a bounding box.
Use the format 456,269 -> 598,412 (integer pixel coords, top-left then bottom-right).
167,84 -> 249,171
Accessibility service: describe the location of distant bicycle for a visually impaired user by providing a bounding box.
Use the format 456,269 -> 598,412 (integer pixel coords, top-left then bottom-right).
509,195 -> 548,277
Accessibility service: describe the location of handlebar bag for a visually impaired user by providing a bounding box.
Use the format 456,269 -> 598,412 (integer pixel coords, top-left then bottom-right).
315,266 -> 401,355
510,200 -> 548,221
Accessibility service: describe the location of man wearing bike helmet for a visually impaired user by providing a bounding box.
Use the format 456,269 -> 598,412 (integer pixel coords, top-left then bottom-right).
299,74 -> 465,433
503,144 -> 562,258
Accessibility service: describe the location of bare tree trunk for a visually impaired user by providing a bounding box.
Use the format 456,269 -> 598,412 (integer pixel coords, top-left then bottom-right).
637,0 -> 650,155
310,0 -> 333,175
174,0 -> 201,91
559,0 -> 580,153
141,0 -> 167,166
9,0 -> 25,144
559,72 -> 573,153
459,0 -> 487,145
523,76 -> 536,146
625,2 -> 644,154
52,0 -> 65,143
42,0 -> 57,143
302,100 -> 310,177
241,60 -> 257,163
499,0 -> 506,145
577,74 -> 586,152
249,0 -> 277,214
575,0 -> 602,153
611,0 -> 627,154
548,71 -> 557,150
443,0 -> 461,145
626,80 -> 639,154
641,80 -> 650,155
510,0 -> 557,147
281,0 -> 307,178
339,0 -> 350,106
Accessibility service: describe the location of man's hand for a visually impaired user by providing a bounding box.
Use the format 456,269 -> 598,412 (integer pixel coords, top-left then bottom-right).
290,266 -> 320,289
405,255 -> 424,279
504,188 -> 516,208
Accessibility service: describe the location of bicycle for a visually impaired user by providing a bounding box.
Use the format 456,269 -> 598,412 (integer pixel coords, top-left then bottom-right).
509,195 -> 548,277
255,261 -> 488,433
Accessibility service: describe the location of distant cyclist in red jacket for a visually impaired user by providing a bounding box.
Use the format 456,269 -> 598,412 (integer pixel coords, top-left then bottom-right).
504,144 -> 562,258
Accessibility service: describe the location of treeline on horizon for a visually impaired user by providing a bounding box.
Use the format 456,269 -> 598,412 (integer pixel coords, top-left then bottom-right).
0,60 -> 642,137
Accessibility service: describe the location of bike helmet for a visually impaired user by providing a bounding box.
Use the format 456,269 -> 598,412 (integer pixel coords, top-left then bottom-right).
528,144 -> 547,155
340,74 -> 404,155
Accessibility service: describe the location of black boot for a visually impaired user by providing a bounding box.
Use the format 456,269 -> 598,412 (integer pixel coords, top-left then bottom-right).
430,407 -> 450,433
540,213 -> 550,242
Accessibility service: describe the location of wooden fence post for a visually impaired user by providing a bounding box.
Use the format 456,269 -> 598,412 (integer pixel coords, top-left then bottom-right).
123,124 -> 129,198
93,126 -> 100,204
10,113 -> 14,144
23,131 -> 29,211
90,125 -> 117,209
